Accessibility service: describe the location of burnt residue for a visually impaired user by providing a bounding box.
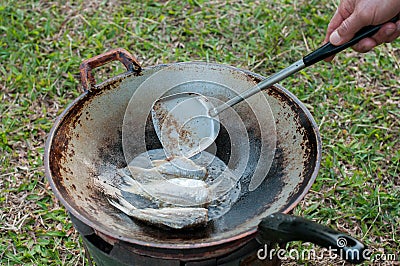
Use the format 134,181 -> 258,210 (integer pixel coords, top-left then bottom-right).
151,100 -> 199,156
145,112 -> 233,161
238,128 -> 262,194
128,217 -> 214,240
49,99 -> 91,192
212,124 -> 231,165
97,131 -> 126,169
49,80 -> 116,178
46,62 -> 320,256
49,111 -> 76,193
286,115 -> 319,206
48,71 -> 135,212
263,86 -> 319,208
145,113 -> 163,150
212,144 -> 286,230
246,73 -> 263,85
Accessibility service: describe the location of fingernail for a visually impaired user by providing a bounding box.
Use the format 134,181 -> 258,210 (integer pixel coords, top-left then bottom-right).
385,27 -> 395,36
330,31 -> 341,45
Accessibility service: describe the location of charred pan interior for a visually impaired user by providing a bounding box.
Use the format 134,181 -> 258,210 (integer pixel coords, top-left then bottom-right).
45,61 -> 321,258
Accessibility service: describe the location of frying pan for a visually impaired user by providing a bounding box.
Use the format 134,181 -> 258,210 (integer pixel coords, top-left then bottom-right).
45,48 -> 365,264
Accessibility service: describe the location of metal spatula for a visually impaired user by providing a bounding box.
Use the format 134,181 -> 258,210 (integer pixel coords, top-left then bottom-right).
151,92 -> 219,158
151,18 -> 396,158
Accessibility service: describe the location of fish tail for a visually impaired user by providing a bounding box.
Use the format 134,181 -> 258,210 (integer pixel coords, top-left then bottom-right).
108,198 -> 130,215
119,175 -> 149,197
116,194 -> 138,210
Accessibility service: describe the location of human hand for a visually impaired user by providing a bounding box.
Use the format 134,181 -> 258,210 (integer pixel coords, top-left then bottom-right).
324,0 -> 400,61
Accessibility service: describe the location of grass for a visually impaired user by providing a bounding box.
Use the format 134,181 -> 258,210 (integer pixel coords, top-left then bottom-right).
0,0 -> 399,265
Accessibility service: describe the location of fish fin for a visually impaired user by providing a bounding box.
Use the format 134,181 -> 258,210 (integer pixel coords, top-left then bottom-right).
115,194 -> 138,210
121,174 -> 137,186
119,175 -> 147,196
94,176 -> 122,197
108,198 -> 131,215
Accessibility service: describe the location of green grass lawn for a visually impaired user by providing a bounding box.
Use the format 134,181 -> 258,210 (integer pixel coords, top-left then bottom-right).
1,0 -> 399,265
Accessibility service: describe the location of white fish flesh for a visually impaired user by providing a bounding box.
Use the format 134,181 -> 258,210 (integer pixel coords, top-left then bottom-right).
127,156 -> 207,184
108,195 -> 208,229
120,174 -> 210,207
151,156 -> 207,179
95,150 -> 241,229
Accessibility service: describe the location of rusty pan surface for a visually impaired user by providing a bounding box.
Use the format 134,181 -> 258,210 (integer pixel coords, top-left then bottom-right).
45,53 -> 321,250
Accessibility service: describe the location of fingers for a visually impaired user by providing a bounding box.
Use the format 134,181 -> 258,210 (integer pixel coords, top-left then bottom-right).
323,11 -> 347,62
325,20 -> 400,61
324,10 -> 346,44
352,21 -> 400,52
351,38 -> 378,53
329,12 -> 368,45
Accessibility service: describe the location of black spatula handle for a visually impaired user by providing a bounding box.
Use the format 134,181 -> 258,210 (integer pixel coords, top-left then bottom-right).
303,16 -> 399,66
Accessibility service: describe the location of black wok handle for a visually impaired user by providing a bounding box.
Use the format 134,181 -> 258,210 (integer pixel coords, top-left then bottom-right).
257,213 -> 367,264
79,48 -> 142,91
303,16 -> 399,66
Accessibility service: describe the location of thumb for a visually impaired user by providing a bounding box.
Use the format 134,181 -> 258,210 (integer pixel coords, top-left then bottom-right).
330,13 -> 366,45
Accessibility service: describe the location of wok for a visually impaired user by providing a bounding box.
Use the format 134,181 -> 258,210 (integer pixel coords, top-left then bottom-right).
45,48 -> 365,264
